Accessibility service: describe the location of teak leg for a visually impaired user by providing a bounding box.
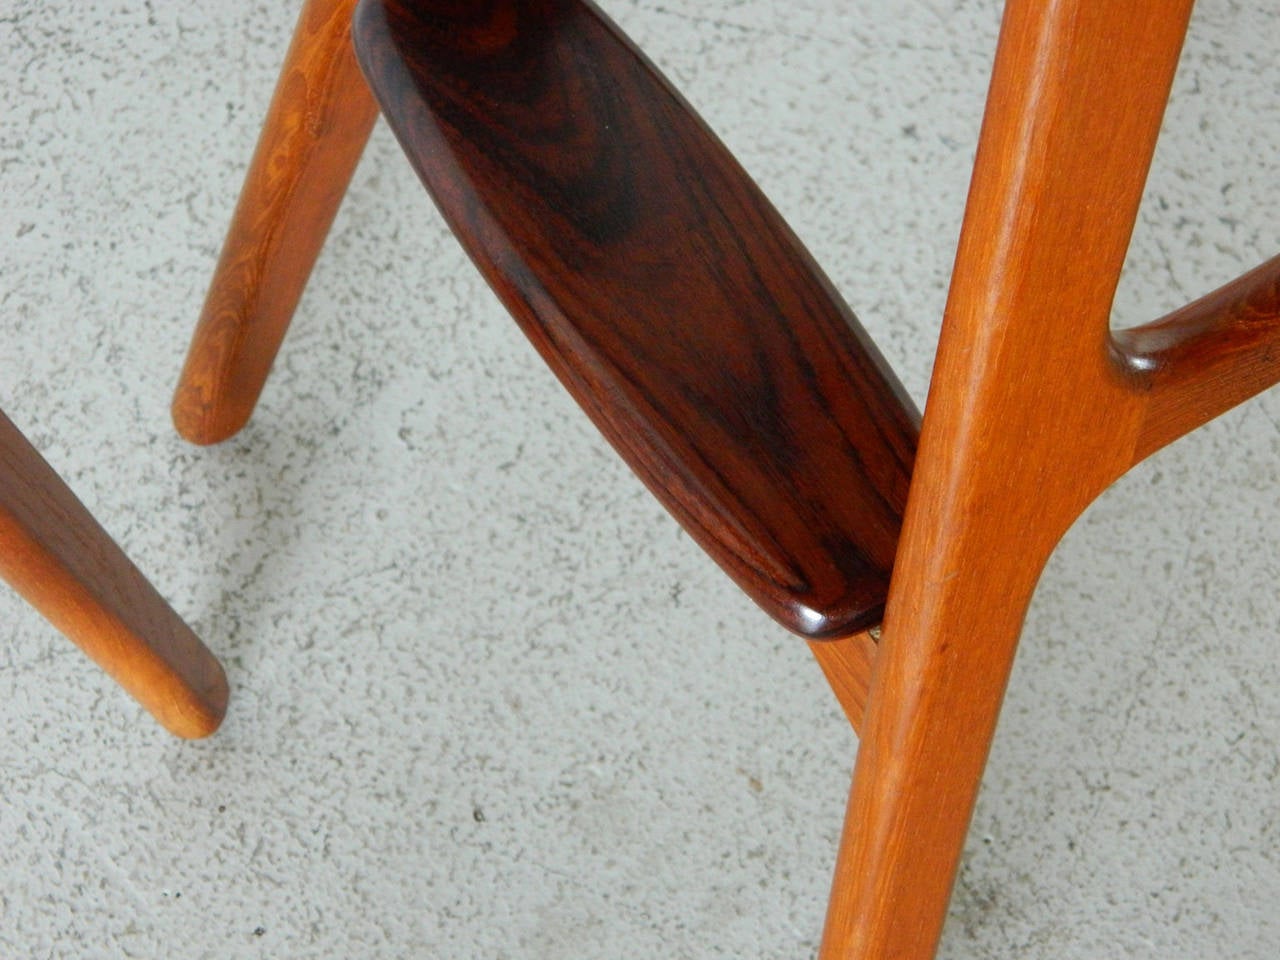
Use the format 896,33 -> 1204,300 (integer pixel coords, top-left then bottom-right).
172,0 -> 378,444
0,410 -> 227,738
817,1 -> 1196,956
808,632 -> 878,735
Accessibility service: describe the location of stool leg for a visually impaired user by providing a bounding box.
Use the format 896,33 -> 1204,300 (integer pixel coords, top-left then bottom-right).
172,0 -> 379,444
816,0 -> 1194,955
809,631 -> 878,735
818,549 -> 1052,959
0,410 -> 227,738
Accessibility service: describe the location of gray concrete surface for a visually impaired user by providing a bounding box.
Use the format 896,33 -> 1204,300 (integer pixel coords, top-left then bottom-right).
2,0 -> 1278,956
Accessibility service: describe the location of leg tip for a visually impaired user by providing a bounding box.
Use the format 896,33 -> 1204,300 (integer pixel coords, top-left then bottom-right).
161,660 -> 231,740
171,389 -> 251,446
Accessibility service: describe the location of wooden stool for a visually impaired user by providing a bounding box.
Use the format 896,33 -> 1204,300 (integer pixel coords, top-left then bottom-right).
171,0 -> 1280,955
0,409 -> 227,738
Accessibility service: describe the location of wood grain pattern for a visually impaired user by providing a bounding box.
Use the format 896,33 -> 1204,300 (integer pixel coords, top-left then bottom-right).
0,409 -> 227,738
172,0 -> 379,445
818,2 -> 1196,957
174,0 -> 1272,949
808,630 -> 877,734
1116,253 -> 1280,462
350,0 -> 919,639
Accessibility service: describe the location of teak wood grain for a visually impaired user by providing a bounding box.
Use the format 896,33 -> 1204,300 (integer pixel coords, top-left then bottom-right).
0,410 -> 227,738
172,0 -> 378,445
817,2 -> 1234,958
350,0 -> 920,639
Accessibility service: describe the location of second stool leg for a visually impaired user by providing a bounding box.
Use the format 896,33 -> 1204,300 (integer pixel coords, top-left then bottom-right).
172,0 -> 378,445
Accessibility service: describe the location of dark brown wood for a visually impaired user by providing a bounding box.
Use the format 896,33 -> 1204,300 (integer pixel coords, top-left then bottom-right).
350,0 -> 919,639
1114,253 -> 1280,462
0,409 -> 228,738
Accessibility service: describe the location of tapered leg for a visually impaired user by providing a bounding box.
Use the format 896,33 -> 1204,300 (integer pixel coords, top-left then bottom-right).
172,0 -> 379,444
0,410 -> 227,738
817,1 -> 1196,956
809,631 -> 878,735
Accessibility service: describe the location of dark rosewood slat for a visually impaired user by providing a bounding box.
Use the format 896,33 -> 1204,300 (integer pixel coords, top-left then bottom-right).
351,0 -> 918,638
1114,253 -> 1280,462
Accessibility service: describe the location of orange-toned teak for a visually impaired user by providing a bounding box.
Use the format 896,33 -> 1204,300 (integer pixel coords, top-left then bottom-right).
172,0 -> 378,444
174,0 -> 1280,956
0,410 -> 227,738
818,1 -> 1280,956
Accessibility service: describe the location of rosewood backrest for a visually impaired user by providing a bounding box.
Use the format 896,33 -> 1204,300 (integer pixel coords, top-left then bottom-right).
350,0 -> 919,640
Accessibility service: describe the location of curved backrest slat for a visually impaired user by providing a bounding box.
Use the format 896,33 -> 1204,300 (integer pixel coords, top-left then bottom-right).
352,0 -> 918,638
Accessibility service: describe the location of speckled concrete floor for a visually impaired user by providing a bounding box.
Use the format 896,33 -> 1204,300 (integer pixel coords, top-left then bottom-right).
2,1 -> 1278,957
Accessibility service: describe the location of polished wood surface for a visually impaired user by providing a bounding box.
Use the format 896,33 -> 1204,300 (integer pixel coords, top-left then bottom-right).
1117,253 -> 1280,461
350,0 -> 919,639
0,409 -> 227,738
172,0 -> 379,445
818,2 -> 1197,957
176,0 -> 1280,952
